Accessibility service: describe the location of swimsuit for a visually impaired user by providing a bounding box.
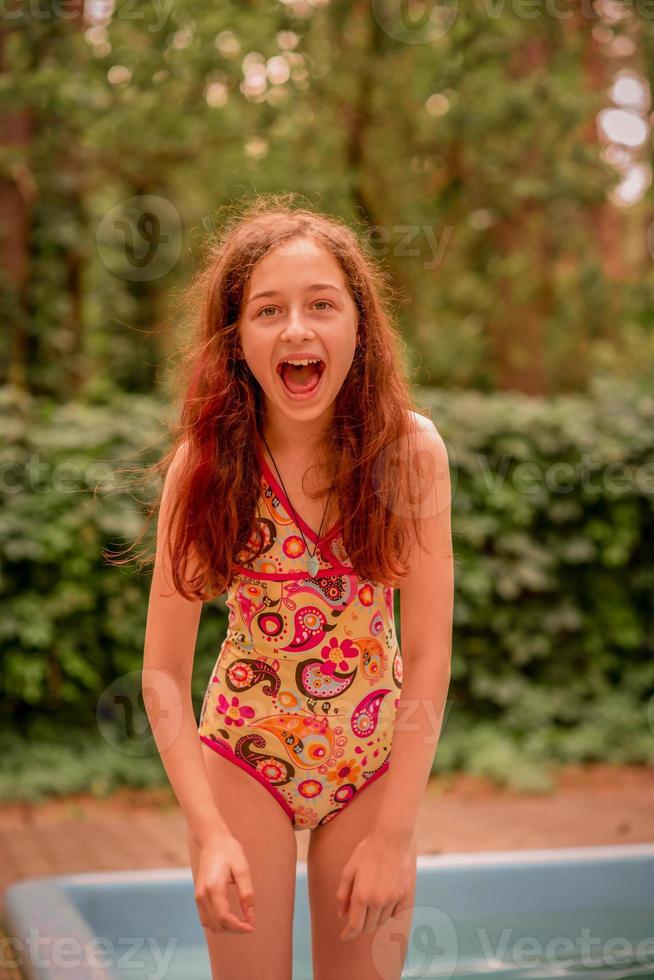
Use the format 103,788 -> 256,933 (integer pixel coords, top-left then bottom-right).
197,439 -> 403,831
198,442 -> 402,831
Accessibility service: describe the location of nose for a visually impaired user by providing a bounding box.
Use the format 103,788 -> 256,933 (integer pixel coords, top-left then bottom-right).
281,306 -> 315,341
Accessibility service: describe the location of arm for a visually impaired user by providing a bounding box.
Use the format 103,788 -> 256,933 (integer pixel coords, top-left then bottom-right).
142,440 -> 226,845
337,418 -> 454,939
141,441 -> 255,933
370,417 -> 454,846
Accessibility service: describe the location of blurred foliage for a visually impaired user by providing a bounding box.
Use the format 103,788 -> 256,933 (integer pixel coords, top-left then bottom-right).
0,727 -> 168,802
3,1 -> 654,400
1,378 -> 653,800
3,0 -> 654,800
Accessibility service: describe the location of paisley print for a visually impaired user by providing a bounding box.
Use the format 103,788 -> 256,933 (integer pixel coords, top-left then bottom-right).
198,439 -> 403,831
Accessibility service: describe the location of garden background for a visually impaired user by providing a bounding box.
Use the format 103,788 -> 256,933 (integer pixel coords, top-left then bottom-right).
2,0 -> 654,802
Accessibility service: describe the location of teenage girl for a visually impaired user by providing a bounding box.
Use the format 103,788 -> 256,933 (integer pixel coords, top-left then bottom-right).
141,199 -> 454,980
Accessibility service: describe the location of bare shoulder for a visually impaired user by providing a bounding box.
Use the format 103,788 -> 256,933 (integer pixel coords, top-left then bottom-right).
397,413 -> 454,614
407,410 -> 449,466
408,409 -> 433,431
155,439 -> 196,567
160,440 -> 191,512
166,438 -> 191,481
143,438 -> 204,676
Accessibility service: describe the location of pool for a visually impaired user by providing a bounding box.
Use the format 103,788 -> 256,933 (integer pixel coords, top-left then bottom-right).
4,844 -> 654,979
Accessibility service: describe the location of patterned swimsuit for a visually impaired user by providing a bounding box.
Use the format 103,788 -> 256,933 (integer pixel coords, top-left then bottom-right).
198,440 -> 403,831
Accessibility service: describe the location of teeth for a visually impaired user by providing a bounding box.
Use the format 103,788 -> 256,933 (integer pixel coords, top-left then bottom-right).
282,358 -> 321,366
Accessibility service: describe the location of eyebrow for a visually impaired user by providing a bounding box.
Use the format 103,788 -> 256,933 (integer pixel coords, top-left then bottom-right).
247,283 -> 341,304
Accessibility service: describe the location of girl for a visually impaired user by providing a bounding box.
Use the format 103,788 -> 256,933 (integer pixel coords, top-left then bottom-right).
141,197 -> 453,980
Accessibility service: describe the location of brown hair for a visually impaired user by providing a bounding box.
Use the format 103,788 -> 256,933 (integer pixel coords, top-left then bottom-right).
107,193 -> 431,600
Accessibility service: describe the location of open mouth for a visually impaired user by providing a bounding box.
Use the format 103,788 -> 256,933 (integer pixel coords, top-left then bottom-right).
276,358 -> 326,398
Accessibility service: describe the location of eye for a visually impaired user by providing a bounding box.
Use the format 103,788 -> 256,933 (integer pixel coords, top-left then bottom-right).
256,305 -> 279,318
313,300 -> 333,311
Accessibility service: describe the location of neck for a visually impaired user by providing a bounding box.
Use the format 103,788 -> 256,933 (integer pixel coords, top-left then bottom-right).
260,406 -> 334,459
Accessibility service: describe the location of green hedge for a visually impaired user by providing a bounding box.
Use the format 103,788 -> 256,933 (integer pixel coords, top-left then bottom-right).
0,386 -> 226,725
432,377 -> 654,787
1,379 -> 653,799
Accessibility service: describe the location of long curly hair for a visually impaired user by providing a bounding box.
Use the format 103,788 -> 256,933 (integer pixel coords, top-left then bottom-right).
109,194 -> 432,600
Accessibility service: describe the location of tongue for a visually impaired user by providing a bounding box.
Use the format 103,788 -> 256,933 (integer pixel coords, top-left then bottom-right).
281,362 -> 321,394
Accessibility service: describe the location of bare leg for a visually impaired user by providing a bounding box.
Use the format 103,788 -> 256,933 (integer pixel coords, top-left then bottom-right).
187,742 -> 298,980
307,774 -> 418,980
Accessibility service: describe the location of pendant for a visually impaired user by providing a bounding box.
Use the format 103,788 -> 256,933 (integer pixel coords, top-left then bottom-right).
307,552 -> 320,577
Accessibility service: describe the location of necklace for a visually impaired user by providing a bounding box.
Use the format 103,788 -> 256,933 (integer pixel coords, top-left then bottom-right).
261,434 -> 334,578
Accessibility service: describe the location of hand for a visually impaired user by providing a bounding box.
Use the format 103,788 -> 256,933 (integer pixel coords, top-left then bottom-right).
335,833 -> 413,940
194,833 -> 256,934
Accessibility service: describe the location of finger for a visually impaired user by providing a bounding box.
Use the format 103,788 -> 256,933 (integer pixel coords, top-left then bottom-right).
231,862 -> 256,924
363,903 -> 383,933
376,902 -> 396,929
341,897 -> 367,940
389,898 -> 404,920
196,895 -> 211,931
335,863 -> 355,918
211,886 -> 255,933
197,893 -> 234,935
